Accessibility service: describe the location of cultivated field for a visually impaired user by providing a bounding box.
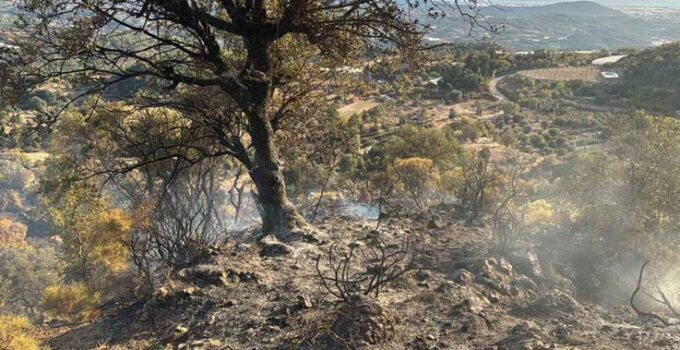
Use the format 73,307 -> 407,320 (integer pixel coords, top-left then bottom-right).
337,98 -> 381,118
519,66 -> 601,83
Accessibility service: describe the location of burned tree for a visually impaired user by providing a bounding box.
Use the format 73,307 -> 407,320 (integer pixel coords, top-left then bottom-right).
315,236 -> 419,300
14,0 -> 492,239
314,235 -> 420,346
630,261 -> 673,326
456,148 -> 499,225
131,162 -> 226,288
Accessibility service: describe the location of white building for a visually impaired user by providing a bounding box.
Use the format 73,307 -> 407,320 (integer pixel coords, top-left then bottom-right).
600,71 -> 620,79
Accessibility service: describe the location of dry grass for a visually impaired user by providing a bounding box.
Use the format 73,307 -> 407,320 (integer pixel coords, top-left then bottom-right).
519,67 -> 601,83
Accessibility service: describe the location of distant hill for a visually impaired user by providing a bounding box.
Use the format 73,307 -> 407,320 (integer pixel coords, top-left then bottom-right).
428,1 -> 680,50
485,1 -> 623,17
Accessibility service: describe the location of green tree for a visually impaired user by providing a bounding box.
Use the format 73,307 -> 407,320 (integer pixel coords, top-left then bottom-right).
368,126 -> 462,171
393,157 -> 438,208
47,185 -> 132,292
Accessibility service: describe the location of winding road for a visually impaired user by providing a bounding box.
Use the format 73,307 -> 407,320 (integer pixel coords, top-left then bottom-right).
489,74 -> 512,103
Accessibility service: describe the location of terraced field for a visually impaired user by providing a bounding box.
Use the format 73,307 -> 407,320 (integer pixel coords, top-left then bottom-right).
519,66 -> 601,83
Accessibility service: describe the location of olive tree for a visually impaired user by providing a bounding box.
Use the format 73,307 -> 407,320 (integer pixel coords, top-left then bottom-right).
13,0 -> 491,239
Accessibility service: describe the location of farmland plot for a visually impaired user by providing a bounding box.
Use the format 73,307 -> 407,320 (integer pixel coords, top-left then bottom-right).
519,67 -> 601,82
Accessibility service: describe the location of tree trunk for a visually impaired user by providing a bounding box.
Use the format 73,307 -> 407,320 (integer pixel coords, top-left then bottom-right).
247,110 -> 307,240
242,37 -> 309,241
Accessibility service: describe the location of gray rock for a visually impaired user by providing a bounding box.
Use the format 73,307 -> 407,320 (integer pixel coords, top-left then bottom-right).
297,294 -> 313,309
507,251 -> 543,281
521,289 -> 582,318
452,269 -> 474,284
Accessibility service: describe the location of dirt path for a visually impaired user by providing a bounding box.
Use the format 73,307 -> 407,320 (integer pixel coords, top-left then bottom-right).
489,74 -> 511,103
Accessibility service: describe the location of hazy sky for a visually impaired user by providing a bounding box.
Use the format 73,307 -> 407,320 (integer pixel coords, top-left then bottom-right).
498,0 -> 680,6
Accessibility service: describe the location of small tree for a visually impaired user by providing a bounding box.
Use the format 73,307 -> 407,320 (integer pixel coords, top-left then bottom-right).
490,152 -> 532,254
363,168 -> 401,229
393,157 -> 439,209
47,185 -> 132,292
315,236 -> 419,300
0,46 -> 25,110
452,149 -> 500,225
131,162 -> 228,289
314,235 -> 421,347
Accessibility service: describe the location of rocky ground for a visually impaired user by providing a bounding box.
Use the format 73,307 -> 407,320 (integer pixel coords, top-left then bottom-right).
43,209 -> 680,350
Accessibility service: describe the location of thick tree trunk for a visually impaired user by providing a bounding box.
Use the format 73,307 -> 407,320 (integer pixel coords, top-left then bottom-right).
247,110 -> 307,240
242,37 -> 310,241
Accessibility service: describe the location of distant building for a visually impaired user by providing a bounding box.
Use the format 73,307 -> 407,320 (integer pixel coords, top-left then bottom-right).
592,55 -> 627,65
428,77 -> 443,85
600,71 -> 620,79
0,41 -> 18,50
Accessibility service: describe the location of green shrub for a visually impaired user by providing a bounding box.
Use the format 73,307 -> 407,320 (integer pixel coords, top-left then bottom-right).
0,314 -> 43,350
530,135 -> 547,148
42,283 -> 101,322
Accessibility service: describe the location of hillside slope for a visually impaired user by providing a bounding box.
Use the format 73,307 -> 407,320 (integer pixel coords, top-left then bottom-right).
42,214 -> 680,350
608,43 -> 680,113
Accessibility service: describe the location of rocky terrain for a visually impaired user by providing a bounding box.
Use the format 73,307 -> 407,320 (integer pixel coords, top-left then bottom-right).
40,208 -> 680,350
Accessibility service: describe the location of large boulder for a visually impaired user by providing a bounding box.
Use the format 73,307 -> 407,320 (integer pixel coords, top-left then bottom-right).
520,289 -> 582,318
176,265 -> 260,287
507,250 -> 543,281
473,258 -> 514,296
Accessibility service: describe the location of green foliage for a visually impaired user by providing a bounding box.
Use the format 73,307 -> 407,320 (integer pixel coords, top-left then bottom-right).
0,241 -> 63,318
616,43 -> 680,90
0,314 -> 44,350
438,65 -> 486,93
393,157 -> 438,208
560,115 -> 680,257
451,117 -> 488,143
501,102 -> 520,116
367,126 -> 462,171
47,185 -> 131,291
42,283 -> 101,323
612,43 -> 680,112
